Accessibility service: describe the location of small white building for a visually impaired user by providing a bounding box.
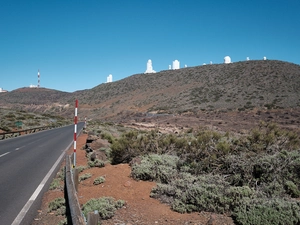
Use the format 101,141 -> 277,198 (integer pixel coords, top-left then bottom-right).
144,59 -> 156,74
224,56 -> 231,64
263,56 -> 267,60
106,74 -> 113,83
0,88 -> 7,93
172,60 -> 180,70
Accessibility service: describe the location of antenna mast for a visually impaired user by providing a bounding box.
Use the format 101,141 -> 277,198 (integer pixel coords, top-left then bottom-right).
38,69 -> 40,88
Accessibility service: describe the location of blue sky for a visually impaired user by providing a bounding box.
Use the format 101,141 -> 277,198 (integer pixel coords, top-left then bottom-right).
1,0 -> 299,92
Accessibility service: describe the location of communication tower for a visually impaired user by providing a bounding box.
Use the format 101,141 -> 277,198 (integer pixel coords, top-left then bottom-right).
38,69 -> 40,88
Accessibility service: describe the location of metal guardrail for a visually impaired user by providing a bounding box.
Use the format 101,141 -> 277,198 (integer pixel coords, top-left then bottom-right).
0,126 -> 57,140
65,155 -> 86,225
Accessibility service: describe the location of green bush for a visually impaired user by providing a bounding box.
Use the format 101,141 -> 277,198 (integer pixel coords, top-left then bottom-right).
79,173 -> 92,181
58,218 -> 67,225
131,154 -> 179,183
93,176 -> 105,185
232,198 -> 300,225
88,159 -> 105,168
49,178 -> 61,190
223,150 -> 300,198
82,197 -> 125,219
101,132 -> 115,144
76,165 -> 87,173
155,173 -> 253,213
48,197 -> 66,216
110,130 -> 143,164
57,167 -> 65,181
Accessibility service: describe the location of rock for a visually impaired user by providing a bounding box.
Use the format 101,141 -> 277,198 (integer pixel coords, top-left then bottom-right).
124,181 -> 131,187
90,152 -> 96,161
95,150 -> 107,161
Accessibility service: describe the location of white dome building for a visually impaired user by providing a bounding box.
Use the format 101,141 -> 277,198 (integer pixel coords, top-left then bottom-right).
144,59 -> 156,74
224,56 -> 231,64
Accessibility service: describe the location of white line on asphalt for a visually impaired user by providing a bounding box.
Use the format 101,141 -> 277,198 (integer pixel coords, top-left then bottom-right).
0,152 -> 10,158
11,142 -> 72,225
15,145 -> 27,151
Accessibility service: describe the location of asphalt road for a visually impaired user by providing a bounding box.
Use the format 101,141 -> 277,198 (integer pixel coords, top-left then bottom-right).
0,122 -> 84,225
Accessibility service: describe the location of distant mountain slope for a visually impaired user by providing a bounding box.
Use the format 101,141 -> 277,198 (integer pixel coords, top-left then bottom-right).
67,60 -> 300,118
1,60 -> 300,119
0,87 -> 70,105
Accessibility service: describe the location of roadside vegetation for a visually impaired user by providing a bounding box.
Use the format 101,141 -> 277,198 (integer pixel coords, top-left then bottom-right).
82,197 -> 125,220
87,121 -> 300,225
0,108 -> 71,132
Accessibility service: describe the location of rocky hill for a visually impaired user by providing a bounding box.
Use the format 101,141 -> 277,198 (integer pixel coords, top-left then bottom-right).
1,60 -> 300,124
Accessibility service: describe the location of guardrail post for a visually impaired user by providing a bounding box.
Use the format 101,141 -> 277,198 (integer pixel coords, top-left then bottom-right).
73,168 -> 79,192
87,211 -> 100,225
65,155 -> 85,225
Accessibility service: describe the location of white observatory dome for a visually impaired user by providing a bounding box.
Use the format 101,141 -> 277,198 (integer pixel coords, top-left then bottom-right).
224,56 -> 231,64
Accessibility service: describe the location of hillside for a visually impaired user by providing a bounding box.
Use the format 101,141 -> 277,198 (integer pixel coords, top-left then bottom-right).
69,60 -> 300,117
1,60 -> 300,124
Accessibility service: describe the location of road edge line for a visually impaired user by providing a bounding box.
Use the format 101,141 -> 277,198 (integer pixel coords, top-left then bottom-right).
11,141 -> 73,225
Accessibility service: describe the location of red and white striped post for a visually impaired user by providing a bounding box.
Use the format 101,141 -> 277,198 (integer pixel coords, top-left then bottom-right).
73,99 -> 78,167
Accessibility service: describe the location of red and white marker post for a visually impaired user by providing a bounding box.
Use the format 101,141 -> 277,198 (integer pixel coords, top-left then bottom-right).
73,99 -> 78,167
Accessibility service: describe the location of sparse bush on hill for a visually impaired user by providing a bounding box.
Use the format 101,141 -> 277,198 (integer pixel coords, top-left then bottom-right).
0,108 -> 71,132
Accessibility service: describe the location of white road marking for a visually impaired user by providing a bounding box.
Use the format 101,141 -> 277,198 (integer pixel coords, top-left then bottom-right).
15,145 -> 26,151
11,141 -> 74,225
0,152 -> 10,158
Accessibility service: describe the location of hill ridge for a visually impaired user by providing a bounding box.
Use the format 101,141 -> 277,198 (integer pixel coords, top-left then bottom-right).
1,60 -> 300,119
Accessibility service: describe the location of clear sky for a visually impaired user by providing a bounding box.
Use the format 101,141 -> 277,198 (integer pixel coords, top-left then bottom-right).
1,0 -> 299,92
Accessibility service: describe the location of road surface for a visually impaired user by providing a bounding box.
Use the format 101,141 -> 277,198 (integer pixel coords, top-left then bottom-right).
0,122 -> 84,225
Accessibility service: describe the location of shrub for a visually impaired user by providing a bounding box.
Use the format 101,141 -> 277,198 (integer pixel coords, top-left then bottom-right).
48,197 -> 66,216
285,180 -> 300,198
58,218 -> 67,225
76,165 -> 87,173
223,150 -> 300,198
232,198 -> 300,225
82,197 -> 125,219
131,154 -> 179,183
110,130 -> 143,164
49,178 -> 61,190
151,173 -> 257,214
57,167 -> 65,181
79,173 -> 92,181
100,132 -> 115,144
88,159 -> 105,168
93,176 -> 105,185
